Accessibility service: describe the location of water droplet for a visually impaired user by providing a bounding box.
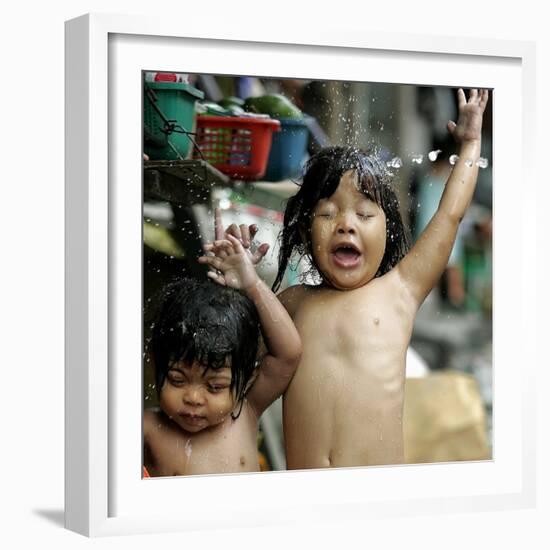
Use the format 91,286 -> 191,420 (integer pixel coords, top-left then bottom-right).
411,154 -> 424,165
386,157 -> 402,169
428,149 -> 441,162
449,154 -> 459,166
476,157 -> 489,169
374,317 -> 380,325
184,439 -> 192,458
465,159 -> 473,167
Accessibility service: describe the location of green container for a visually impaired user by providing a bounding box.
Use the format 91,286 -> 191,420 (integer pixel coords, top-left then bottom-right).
144,81 -> 204,160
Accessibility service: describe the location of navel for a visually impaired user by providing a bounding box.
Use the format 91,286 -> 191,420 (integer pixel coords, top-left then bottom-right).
240,456 -> 246,466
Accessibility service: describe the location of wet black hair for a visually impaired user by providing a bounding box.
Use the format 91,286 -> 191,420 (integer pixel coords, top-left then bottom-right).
149,277 -> 260,415
272,146 -> 410,292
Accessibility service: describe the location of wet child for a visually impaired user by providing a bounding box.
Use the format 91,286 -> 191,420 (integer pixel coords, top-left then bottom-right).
143,240 -> 301,476
223,88 -> 488,468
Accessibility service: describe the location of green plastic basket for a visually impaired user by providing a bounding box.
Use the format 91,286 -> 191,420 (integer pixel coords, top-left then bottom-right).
144,81 -> 204,160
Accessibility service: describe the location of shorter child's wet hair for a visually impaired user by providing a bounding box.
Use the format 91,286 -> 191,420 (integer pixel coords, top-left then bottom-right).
149,277 -> 260,407
272,146 -> 410,292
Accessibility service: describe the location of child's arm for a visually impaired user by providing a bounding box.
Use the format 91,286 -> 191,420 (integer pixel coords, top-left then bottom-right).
396,88 -> 489,307
198,235 -> 301,416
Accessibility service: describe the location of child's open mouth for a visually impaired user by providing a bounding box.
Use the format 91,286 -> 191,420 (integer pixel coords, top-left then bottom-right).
331,244 -> 362,268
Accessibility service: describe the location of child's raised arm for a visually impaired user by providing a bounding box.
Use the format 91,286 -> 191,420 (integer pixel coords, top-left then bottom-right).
397,88 -> 489,307
198,234 -> 301,416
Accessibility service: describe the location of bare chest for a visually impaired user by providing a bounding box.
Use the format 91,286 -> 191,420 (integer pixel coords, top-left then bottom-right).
294,285 -> 413,361
145,413 -> 259,476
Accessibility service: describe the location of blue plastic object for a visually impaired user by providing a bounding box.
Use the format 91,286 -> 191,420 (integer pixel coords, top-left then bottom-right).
263,117 -> 310,181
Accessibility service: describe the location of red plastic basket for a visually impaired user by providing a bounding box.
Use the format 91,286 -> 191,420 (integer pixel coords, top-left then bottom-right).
193,115 -> 281,180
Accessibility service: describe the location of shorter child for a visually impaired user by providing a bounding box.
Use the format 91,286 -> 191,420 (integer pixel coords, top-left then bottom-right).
144,236 -> 301,477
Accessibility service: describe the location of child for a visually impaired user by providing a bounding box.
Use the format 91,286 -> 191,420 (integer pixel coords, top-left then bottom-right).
222,88 -> 488,468
143,245 -> 301,476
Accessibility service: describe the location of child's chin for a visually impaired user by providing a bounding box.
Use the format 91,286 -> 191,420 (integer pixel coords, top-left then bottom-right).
182,423 -> 208,433
175,416 -> 210,433
179,415 -> 228,433
325,273 -> 372,290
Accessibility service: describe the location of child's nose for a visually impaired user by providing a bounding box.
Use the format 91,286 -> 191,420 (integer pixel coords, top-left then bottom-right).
183,386 -> 205,406
336,213 -> 356,234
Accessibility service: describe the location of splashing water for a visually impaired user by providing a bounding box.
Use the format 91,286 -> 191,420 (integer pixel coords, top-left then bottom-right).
386,157 -> 403,169
476,157 -> 489,169
184,439 -> 192,459
465,159 -> 473,167
411,154 -> 424,165
449,154 -> 459,166
428,149 -> 441,162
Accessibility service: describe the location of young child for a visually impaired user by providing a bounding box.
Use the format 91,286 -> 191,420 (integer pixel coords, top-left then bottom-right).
222,88 -> 488,468
143,243 -> 301,476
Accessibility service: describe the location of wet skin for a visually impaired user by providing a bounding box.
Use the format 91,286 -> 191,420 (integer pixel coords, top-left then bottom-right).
144,362 -> 260,476
281,172 -> 414,468
281,89 -> 487,468
143,232 -> 301,477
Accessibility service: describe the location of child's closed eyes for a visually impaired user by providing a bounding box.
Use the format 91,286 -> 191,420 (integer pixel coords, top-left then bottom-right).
314,209 -> 374,220
166,367 -> 231,391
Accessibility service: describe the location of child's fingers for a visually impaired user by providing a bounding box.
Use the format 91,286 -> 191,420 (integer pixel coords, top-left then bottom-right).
469,88 -> 478,103
226,223 -> 242,242
240,224 -> 251,247
447,120 -> 457,137
226,233 -> 245,254
205,240 -> 232,257
457,88 -> 467,109
211,239 -> 233,249
480,89 -> 489,110
214,207 -> 224,241
198,255 -> 224,270
211,243 -> 233,259
249,224 -> 258,241
206,270 -> 226,286
252,242 -> 270,264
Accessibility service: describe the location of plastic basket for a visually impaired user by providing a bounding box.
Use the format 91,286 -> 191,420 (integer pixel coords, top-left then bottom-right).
264,117 -> 310,181
144,81 -> 204,160
193,115 -> 281,180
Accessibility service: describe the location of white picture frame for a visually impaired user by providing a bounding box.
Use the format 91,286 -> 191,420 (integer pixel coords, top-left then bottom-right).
65,13 -> 537,537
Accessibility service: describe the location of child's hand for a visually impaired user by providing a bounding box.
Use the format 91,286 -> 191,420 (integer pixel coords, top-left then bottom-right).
198,234 -> 265,290
447,89 -> 489,144
214,207 -> 270,266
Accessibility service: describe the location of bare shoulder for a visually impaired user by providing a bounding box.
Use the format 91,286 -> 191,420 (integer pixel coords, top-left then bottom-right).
276,284 -> 314,318
143,408 -> 162,440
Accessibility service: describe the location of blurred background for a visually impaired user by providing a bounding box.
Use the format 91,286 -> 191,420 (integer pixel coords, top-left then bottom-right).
142,72 -> 493,471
